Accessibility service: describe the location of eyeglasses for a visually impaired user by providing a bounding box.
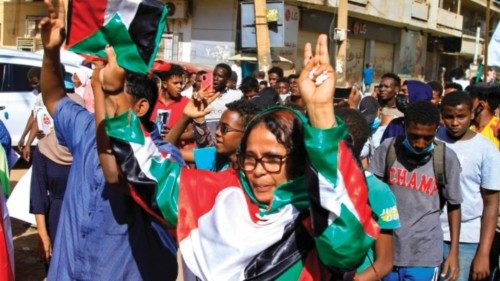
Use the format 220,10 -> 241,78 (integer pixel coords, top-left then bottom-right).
238,154 -> 288,173
217,123 -> 243,135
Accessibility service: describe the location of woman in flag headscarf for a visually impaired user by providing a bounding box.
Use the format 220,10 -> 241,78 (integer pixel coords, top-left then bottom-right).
101,35 -> 380,280
72,69 -> 95,113
380,80 -> 433,143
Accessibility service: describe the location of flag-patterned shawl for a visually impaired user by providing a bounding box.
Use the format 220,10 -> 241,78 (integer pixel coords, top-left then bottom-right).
105,108 -> 380,280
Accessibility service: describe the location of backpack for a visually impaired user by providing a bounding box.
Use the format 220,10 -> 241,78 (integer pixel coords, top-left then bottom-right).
384,136 -> 447,209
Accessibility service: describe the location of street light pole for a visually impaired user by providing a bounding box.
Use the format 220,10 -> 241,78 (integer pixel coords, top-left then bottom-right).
254,0 -> 272,75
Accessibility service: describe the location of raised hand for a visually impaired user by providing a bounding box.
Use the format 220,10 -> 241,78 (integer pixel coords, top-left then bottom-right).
40,0 -> 66,52
184,87 -> 220,119
299,34 -> 336,107
101,46 -> 126,92
298,34 -> 336,129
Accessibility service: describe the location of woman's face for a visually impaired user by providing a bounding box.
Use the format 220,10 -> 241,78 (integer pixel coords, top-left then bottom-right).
243,123 -> 289,205
215,110 -> 244,155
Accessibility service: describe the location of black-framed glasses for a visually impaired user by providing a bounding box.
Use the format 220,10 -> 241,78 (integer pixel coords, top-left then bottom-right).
238,154 -> 288,173
217,123 -> 243,135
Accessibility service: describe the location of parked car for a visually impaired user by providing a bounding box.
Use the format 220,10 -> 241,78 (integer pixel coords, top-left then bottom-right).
0,47 -> 92,147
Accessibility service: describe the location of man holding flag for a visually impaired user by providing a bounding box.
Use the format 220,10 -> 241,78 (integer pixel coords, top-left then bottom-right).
39,0 -> 178,280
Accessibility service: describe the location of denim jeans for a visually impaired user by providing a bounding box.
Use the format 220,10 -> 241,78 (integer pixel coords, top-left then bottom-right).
443,241 -> 479,281
383,266 -> 439,281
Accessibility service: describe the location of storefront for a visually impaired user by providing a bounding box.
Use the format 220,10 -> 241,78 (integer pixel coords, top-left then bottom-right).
299,9 -> 401,84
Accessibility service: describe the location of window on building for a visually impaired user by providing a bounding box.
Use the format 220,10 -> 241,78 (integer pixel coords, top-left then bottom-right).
158,33 -> 183,61
25,16 -> 44,38
441,0 -> 459,13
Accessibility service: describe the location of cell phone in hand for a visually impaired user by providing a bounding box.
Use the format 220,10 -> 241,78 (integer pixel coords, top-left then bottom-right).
201,72 -> 213,93
334,87 -> 352,100
156,109 -> 171,133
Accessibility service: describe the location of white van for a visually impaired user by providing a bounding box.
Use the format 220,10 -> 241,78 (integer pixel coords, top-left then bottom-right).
0,48 -> 91,146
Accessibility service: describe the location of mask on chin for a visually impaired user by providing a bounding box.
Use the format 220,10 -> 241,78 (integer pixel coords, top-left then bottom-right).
395,94 -> 409,113
402,138 -> 434,155
370,117 -> 381,130
402,137 -> 434,163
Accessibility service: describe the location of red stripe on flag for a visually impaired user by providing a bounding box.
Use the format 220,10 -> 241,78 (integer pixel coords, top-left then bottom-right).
337,141 -> 380,238
299,249 -> 331,281
0,202 -> 13,281
127,183 -> 174,229
67,0 -> 107,46
177,169 -> 241,242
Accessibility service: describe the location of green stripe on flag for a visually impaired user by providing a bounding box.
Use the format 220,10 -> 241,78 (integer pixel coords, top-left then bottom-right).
0,146 -> 9,196
267,176 -> 308,215
69,13 -> 154,74
275,259 -> 303,281
303,116 -> 347,182
150,159 -> 181,227
315,205 -> 374,269
105,110 -> 145,145
239,171 -> 308,215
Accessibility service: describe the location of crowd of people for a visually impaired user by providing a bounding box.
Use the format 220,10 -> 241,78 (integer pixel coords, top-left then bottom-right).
0,1 -> 499,280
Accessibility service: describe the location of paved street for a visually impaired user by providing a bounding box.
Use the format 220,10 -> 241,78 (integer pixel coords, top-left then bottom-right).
9,167 -> 184,281
10,168 -> 46,281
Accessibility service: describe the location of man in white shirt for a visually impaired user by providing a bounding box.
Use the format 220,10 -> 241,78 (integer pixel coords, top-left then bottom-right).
437,91 -> 500,281
204,63 -> 243,134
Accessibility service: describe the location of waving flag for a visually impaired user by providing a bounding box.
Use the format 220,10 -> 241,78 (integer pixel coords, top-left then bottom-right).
66,0 -> 167,74
0,147 -> 13,281
105,108 -> 380,280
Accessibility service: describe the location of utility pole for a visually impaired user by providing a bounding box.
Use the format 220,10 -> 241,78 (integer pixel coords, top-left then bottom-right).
336,0 -> 348,88
484,0 -> 491,81
254,0 -> 272,74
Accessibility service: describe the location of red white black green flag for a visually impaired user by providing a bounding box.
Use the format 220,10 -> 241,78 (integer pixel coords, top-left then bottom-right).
66,0 -> 167,74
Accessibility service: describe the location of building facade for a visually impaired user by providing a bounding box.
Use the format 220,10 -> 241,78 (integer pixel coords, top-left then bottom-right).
1,0 -> 498,83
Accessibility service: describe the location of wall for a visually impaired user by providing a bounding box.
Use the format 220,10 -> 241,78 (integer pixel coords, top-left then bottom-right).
190,0 -> 237,65
164,17 -> 193,62
346,38 -> 365,84
1,2 -> 45,47
397,30 -> 427,79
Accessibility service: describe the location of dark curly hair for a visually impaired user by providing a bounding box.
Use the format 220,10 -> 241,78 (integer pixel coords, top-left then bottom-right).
335,108 -> 370,159
444,82 -> 463,93
468,85 -> 499,112
239,77 -> 259,93
215,63 -> 232,79
404,100 -> 440,127
276,77 -> 289,85
156,64 -> 185,81
441,91 -> 472,112
268,66 -> 284,78
381,73 -> 401,87
125,71 -> 158,121
427,81 -> 443,97
225,99 -> 260,128
239,109 -> 306,179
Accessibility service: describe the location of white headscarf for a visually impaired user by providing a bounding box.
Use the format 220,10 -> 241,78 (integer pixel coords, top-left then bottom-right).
74,69 -> 89,98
